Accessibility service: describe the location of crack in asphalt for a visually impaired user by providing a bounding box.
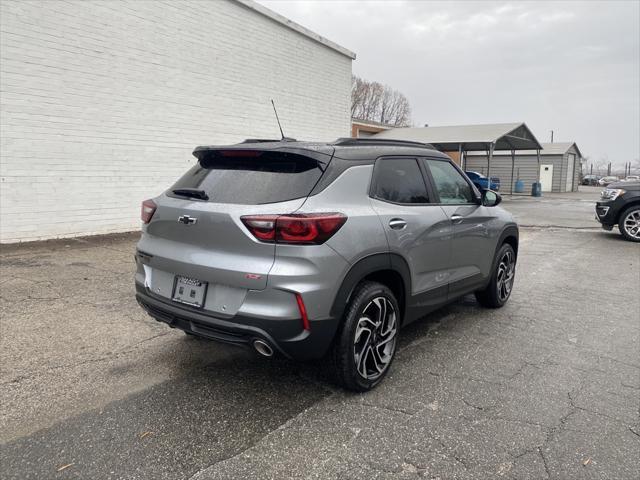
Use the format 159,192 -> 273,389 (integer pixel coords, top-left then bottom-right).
416,432 -> 471,471
568,390 -> 633,425
538,447 -> 552,479
359,401 -> 417,417
461,397 -> 494,412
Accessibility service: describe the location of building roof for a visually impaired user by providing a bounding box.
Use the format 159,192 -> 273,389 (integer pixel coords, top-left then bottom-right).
373,122 -> 542,151
351,118 -> 393,129
466,142 -> 582,157
236,0 -> 356,59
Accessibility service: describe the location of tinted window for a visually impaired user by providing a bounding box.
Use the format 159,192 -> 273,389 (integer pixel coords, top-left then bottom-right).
425,160 -> 475,204
372,158 -> 429,204
170,152 -> 323,205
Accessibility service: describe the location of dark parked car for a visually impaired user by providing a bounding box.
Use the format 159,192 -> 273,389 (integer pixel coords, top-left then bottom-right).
596,181 -> 640,242
465,171 -> 500,191
582,174 -> 601,186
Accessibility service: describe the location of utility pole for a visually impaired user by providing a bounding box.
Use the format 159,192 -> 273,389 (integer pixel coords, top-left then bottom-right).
550,130 -> 554,143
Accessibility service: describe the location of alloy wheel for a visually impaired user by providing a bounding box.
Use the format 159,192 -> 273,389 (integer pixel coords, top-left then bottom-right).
496,250 -> 515,302
623,210 -> 640,239
353,297 -> 398,381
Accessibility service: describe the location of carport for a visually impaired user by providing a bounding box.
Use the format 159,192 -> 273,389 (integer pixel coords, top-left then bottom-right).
374,123 -> 543,194
465,142 -> 583,193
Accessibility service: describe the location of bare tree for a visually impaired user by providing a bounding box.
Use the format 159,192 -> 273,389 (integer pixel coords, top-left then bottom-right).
594,156 -> 609,176
580,155 -> 589,176
351,75 -> 411,127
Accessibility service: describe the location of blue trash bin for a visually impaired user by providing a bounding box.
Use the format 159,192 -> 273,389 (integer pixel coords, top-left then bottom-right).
514,180 -> 524,193
531,182 -> 542,197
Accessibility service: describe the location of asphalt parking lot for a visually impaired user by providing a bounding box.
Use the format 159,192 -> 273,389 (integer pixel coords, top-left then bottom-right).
1,188 -> 639,480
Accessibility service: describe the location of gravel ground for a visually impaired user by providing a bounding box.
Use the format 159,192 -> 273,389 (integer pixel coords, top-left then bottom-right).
1,190 -> 638,479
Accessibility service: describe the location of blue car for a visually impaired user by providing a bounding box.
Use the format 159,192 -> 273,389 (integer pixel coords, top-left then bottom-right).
465,171 -> 501,191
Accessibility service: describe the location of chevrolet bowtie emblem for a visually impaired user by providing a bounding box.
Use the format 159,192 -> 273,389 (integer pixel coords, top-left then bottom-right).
178,215 -> 197,225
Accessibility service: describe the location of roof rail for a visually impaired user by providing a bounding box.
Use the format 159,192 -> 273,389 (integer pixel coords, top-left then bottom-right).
333,137 -> 435,149
241,137 -> 297,144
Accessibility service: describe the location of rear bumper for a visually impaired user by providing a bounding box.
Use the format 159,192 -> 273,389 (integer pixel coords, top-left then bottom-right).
135,283 -> 337,360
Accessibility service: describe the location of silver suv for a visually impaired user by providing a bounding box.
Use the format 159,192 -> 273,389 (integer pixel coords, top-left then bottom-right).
135,138 -> 518,391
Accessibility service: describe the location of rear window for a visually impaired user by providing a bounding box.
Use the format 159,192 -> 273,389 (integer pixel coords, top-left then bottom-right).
170,151 -> 324,205
371,158 -> 429,204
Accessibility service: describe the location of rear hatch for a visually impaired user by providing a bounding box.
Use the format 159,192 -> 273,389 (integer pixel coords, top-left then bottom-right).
137,144 -> 333,314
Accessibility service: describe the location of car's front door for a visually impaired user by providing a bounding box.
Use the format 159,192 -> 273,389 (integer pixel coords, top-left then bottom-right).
369,157 -> 452,313
422,158 -> 499,299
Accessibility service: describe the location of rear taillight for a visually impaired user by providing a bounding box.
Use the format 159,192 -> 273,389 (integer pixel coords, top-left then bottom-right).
241,215 -> 278,241
241,213 -> 347,244
141,199 -> 157,224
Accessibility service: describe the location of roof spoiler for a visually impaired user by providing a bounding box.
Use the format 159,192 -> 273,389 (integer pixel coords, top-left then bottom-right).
240,138 -> 297,143
333,137 -> 436,149
192,145 -> 330,167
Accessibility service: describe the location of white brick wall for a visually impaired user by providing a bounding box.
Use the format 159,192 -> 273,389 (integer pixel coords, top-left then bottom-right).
0,0 -> 353,243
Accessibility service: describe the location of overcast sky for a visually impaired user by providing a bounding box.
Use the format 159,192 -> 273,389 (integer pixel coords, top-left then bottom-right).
260,0 -> 639,168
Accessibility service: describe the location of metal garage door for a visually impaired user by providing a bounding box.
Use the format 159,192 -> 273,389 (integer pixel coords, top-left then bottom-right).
566,154 -> 575,191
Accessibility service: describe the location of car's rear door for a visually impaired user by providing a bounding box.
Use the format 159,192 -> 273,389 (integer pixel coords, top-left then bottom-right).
369,157 -> 451,310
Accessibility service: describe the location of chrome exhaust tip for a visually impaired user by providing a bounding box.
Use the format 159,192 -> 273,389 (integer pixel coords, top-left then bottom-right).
253,339 -> 274,357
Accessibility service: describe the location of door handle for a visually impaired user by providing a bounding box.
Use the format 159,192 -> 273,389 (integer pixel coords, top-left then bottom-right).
389,218 -> 407,230
451,214 -> 464,224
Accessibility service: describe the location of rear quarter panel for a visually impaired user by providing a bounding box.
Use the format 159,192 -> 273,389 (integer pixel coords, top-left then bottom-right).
299,164 -> 387,265
280,164 -> 388,320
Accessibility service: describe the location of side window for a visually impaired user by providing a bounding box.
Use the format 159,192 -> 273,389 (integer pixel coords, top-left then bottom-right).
425,159 -> 475,204
372,158 -> 429,204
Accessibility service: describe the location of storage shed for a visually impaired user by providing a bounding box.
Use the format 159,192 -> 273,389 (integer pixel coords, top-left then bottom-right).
0,0 -> 355,242
374,123 -> 543,192
465,142 -> 582,193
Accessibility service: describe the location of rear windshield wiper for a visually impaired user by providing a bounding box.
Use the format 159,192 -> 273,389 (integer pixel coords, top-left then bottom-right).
172,188 -> 209,200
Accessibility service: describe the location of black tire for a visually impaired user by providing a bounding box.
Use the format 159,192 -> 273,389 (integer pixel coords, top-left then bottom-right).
475,243 -> 516,308
618,206 -> 640,242
332,281 -> 400,392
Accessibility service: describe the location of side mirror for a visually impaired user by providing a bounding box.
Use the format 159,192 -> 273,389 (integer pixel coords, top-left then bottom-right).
482,190 -> 502,207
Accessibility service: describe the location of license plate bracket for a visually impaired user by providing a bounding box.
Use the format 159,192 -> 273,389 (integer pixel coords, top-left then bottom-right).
172,275 -> 208,308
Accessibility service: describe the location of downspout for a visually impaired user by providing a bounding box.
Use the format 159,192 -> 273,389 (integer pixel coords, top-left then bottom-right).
510,148 -> 515,195
487,142 -> 494,188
